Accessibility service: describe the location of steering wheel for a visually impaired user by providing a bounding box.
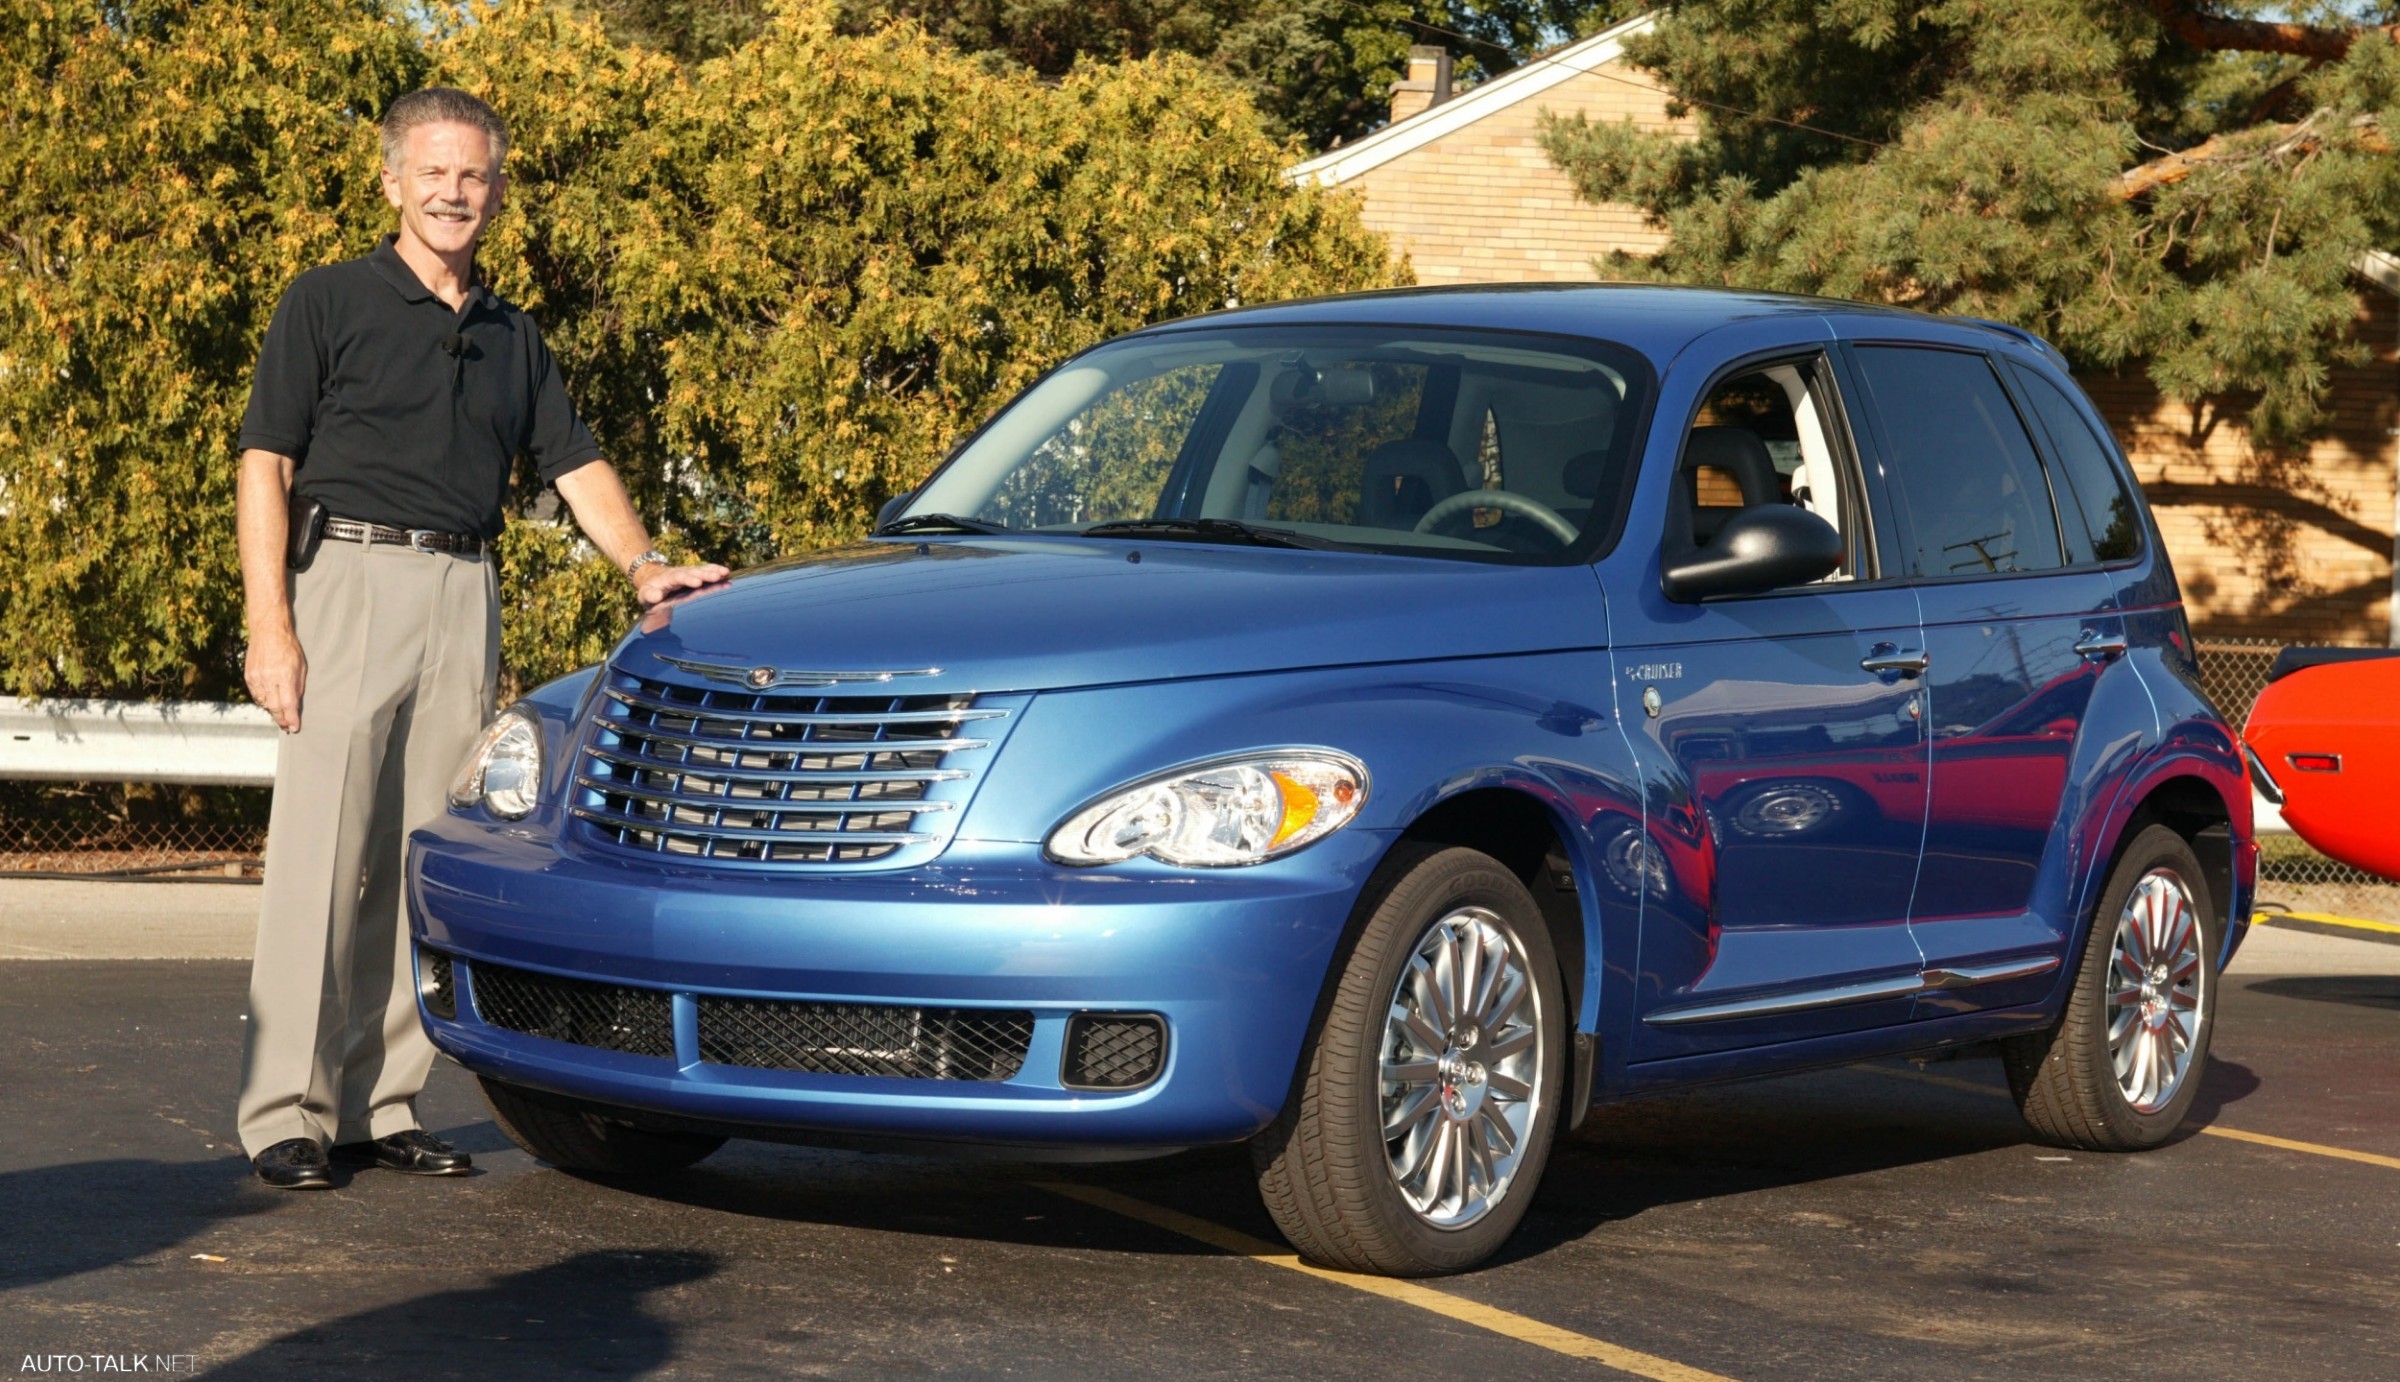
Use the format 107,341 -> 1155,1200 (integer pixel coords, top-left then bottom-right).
1414,489 -> 1579,546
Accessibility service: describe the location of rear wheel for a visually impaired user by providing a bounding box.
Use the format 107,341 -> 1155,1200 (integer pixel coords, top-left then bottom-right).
478,1076 -> 725,1176
2003,824 -> 2218,1150
1252,844 -> 1565,1275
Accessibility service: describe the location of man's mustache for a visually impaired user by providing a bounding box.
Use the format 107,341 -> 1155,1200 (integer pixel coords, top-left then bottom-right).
423,200 -> 474,217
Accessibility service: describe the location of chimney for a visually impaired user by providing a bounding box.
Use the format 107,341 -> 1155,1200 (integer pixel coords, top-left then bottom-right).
1388,45 -> 1453,123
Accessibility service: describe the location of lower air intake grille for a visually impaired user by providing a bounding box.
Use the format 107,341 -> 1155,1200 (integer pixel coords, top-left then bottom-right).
472,962 -> 675,1059
696,996 -> 1032,1082
1062,1013 -> 1167,1090
418,949 -> 456,1021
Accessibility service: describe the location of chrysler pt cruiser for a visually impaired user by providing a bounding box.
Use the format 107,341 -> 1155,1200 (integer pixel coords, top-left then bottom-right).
411,286 -> 2253,1275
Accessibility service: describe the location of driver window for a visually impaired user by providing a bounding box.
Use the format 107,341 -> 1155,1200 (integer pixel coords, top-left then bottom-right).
1678,359 -> 1858,581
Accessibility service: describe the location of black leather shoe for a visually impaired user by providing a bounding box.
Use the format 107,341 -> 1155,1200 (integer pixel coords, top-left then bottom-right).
252,1138 -> 333,1190
331,1129 -> 472,1176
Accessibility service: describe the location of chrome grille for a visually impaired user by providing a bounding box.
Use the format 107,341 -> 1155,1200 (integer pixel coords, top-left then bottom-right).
696,996 -> 1033,1082
574,668 -> 1011,868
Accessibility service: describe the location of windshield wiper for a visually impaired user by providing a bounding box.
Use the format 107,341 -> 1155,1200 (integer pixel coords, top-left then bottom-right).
1077,517 -> 1345,550
877,512 -> 1012,536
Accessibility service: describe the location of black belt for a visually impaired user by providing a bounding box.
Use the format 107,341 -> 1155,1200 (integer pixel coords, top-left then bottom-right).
324,517 -> 485,556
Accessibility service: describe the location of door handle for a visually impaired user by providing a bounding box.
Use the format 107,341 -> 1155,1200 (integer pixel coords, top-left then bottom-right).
1861,644 -> 1929,681
2073,628 -> 2129,661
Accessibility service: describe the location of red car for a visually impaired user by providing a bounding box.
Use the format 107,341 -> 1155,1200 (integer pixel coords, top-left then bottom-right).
2242,648 -> 2400,882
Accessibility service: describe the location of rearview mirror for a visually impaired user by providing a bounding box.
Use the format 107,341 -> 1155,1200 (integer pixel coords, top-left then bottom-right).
875,492 -> 913,531
1661,505 -> 1844,601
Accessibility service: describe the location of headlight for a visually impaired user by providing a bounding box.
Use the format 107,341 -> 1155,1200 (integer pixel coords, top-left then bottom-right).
447,704 -> 543,820
1046,749 -> 1368,867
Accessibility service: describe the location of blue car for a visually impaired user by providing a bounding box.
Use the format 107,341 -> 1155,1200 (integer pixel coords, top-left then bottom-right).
411,286 -> 2254,1275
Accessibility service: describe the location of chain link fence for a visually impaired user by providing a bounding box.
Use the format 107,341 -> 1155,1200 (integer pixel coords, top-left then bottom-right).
2196,638 -> 2399,924
0,780 -> 266,879
3,643 -> 2390,911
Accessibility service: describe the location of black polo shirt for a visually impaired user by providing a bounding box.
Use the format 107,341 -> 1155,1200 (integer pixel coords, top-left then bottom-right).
237,235 -> 602,539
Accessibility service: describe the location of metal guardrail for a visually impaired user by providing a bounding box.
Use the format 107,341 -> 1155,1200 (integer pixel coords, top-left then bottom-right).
0,697 -> 279,787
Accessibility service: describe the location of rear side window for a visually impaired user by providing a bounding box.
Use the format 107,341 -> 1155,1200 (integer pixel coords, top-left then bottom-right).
2007,363 -> 2143,563
1852,346 -> 2064,578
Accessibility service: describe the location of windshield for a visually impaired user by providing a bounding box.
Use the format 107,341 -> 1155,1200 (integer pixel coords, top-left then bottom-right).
903,326 -> 1654,562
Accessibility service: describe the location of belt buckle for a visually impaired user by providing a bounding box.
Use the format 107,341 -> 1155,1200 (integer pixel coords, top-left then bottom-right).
407,530 -> 440,554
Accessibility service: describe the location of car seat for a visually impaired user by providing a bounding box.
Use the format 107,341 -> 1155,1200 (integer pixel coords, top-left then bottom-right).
1356,438 -> 1469,530
1683,426 -> 1783,545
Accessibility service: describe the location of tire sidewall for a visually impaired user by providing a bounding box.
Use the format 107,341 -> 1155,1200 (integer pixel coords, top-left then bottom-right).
1336,847 -> 1567,1272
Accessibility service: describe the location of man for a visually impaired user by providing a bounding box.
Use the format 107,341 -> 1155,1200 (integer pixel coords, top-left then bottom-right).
233,88 -> 727,1189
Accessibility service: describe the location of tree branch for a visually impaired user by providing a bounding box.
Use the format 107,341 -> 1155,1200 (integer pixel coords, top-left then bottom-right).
2144,0 -> 2398,59
2109,110 -> 2386,201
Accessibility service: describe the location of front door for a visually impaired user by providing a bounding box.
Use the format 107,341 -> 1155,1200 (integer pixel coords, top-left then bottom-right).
1619,355 -> 1932,1061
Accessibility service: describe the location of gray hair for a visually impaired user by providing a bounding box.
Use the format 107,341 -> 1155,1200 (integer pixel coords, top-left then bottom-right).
380,87 -> 509,171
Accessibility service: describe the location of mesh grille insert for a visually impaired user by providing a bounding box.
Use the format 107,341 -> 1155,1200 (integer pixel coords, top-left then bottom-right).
1062,1014 -> 1167,1090
573,671 -> 1006,867
697,996 -> 1032,1082
419,949 -> 456,1021
471,961 -> 675,1059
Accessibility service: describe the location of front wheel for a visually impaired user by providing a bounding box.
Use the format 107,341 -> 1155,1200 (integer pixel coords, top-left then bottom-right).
2002,824 -> 2218,1150
479,1076 -> 726,1176
1252,844 -> 1566,1275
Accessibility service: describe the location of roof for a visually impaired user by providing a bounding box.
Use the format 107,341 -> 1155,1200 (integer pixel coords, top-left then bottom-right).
1134,282 -> 1985,361
1286,11 -> 1663,188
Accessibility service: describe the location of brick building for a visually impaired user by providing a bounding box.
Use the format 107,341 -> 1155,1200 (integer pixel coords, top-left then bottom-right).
1289,13 -> 2400,646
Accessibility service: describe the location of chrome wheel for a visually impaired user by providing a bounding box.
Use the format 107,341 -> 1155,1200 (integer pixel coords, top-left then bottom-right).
1381,906 -> 1545,1229
2106,869 -> 2205,1114
1732,782 -> 1840,836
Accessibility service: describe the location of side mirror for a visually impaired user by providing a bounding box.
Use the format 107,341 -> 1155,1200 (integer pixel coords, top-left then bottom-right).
874,492 -> 912,532
1661,505 -> 1845,602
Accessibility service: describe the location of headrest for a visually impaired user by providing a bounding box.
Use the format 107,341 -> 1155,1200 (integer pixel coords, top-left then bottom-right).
1562,448 -> 1614,500
1683,426 -> 1782,508
1357,438 -> 1468,527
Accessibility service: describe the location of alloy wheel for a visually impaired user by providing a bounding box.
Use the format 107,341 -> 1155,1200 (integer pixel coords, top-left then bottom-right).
2106,868 -> 2206,1114
1380,906 -> 1545,1229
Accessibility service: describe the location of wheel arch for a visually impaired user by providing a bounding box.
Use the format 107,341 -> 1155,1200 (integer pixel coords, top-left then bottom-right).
2087,767 -> 2245,970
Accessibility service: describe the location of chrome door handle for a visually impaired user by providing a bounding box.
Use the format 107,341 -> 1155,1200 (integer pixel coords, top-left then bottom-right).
1861,645 -> 1929,680
2073,628 -> 2129,661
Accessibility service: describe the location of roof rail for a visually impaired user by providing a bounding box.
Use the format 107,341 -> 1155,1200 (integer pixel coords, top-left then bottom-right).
1958,316 -> 2070,367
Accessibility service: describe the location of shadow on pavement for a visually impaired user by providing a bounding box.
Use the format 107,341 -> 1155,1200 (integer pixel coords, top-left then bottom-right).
581,1062 -> 2056,1274
0,1156 -> 274,1293
205,1249 -> 717,1379
2242,976 -> 2400,1013
2182,1057 -> 2264,1130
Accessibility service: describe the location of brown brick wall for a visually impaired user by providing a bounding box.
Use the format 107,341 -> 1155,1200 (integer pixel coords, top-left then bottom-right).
2081,290 -> 2397,646
1347,62 -> 1691,285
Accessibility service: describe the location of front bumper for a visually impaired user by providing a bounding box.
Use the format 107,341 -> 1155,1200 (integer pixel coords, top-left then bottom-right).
407,816 -> 1389,1150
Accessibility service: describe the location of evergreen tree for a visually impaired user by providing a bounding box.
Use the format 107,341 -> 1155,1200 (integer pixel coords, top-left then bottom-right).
571,0 -> 1643,147
1540,1 -> 2400,441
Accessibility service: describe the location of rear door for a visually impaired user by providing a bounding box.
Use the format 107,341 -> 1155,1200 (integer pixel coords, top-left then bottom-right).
1841,344 -> 2114,1014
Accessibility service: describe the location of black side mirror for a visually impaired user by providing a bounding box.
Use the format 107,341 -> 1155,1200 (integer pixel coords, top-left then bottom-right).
1661,505 -> 1845,601
874,493 -> 912,532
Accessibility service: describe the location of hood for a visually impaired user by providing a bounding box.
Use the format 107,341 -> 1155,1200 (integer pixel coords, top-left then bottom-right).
614,537 -> 1605,696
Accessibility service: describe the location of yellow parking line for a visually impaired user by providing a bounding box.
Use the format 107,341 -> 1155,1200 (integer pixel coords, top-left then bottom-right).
1853,1063 -> 2400,1172
2253,910 -> 2400,939
1037,1181 -> 1737,1382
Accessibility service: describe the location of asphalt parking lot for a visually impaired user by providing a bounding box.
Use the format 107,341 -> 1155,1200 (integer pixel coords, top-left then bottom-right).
3,891 -> 2397,1379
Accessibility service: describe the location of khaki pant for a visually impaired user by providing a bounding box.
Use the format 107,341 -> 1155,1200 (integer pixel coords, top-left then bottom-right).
236,537 -> 498,1156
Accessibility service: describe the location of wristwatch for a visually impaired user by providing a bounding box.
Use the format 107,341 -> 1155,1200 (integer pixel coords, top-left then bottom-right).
626,549 -> 669,580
